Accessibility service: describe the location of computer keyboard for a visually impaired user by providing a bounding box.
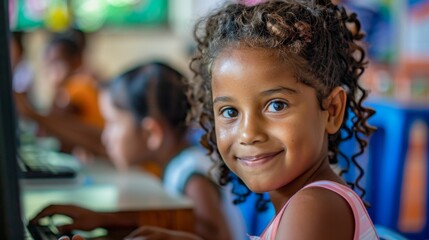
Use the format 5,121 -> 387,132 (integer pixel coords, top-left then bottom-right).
18,146 -> 77,179
26,224 -> 62,240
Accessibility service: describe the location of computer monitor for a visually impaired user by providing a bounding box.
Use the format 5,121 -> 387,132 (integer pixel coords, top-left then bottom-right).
0,0 -> 25,239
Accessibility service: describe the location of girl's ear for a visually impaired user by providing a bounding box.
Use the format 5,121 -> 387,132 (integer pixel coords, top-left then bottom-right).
324,86 -> 347,134
141,117 -> 163,151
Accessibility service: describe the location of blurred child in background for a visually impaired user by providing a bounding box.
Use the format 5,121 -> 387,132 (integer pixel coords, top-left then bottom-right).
16,30 -> 105,158
44,31 -> 104,130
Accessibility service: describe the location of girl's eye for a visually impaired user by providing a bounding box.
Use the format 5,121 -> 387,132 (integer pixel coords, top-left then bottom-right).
267,100 -> 288,112
220,108 -> 238,118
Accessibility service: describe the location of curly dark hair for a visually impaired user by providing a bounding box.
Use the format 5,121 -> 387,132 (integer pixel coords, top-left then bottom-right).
187,0 -> 376,209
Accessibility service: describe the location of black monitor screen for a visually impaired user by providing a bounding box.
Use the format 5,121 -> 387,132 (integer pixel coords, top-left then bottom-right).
0,0 -> 25,239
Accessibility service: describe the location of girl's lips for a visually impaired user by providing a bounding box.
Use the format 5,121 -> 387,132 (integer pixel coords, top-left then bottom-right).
236,150 -> 284,167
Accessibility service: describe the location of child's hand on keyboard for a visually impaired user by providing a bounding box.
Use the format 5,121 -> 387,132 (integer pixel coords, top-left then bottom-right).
30,204 -> 102,233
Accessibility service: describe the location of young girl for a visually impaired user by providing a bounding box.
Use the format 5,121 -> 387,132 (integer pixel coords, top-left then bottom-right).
184,0 -> 379,239
31,62 -> 246,240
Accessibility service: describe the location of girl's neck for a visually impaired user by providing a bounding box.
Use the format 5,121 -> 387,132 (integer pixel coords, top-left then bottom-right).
268,155 -> 345,213
136,138 -> 190,179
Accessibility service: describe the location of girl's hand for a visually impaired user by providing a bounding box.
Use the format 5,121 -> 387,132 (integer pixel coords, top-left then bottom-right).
30,204 -> 103,233
125,226 -> 203,240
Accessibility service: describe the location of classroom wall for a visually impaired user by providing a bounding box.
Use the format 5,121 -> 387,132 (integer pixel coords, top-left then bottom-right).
21,0 -> 230,109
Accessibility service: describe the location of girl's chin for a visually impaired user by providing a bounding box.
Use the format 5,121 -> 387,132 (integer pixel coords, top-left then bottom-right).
242,180 -> 271,194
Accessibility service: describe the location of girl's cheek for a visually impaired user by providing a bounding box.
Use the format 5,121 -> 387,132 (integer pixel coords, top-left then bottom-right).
216,126 -> 234,153
217,128 -> 228,142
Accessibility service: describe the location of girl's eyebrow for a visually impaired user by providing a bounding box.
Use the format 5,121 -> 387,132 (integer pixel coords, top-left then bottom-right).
261,86 -> 298,96
213,87 -> 297,104
213,96 -> 233,105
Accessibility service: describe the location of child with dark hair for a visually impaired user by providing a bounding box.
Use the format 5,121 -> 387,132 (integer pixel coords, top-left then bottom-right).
16,32 -> 105,157
183,0 -> 379,239
44,34 -> 104,128
31,62 -> 246,240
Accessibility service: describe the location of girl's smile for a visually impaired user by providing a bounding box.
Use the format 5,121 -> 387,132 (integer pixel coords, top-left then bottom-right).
236,150 -> 285,168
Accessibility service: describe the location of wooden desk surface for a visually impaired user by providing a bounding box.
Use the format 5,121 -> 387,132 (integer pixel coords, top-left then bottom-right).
21,159 -> 194,237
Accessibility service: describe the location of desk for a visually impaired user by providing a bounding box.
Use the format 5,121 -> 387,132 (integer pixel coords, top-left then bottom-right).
21,159 -> 194,238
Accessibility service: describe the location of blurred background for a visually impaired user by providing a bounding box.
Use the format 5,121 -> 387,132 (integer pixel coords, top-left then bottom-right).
8,0 -> 226,110
7,0 -> 429,239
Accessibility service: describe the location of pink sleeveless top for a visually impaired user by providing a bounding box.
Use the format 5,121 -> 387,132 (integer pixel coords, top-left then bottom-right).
254,181 -> 379,240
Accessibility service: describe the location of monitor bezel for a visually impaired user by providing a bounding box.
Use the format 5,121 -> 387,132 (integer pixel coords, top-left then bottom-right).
0,0 -> 25,239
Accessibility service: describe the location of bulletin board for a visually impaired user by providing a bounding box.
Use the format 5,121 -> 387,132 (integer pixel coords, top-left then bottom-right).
9,0 -> 168,32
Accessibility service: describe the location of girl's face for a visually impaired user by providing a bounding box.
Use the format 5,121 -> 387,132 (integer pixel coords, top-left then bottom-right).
211,48 -> 330,193
99,91 -> 147,171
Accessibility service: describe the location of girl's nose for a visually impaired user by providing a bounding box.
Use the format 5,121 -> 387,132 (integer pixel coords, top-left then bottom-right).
238,114 -> 267,145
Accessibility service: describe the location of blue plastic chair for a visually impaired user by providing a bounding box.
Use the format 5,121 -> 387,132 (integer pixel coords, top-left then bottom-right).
368,99 -> 429,240
375,225 -> 409,240
340,99 -> 429,239
236,192 -> 275,236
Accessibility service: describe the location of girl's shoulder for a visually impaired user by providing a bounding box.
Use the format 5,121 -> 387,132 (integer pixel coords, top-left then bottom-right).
289,183 -> 355,216
276,181 -> 355,239
163,146 -> 213,195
